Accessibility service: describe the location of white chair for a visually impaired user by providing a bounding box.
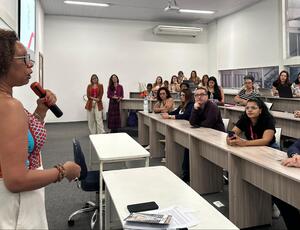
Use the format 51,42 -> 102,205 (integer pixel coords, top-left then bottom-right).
264,102 -> 273,110
275,127 -> 282,149
222,118 -> 230,131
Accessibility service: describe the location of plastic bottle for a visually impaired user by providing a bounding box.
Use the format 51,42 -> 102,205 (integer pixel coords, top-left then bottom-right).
143,97 -> 148,112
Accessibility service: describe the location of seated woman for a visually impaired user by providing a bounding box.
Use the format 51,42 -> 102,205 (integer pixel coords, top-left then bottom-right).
207,76 -> 224,105
226,97 -> 276,148
291,72 -> 300,97
234,75 -> 260,106
161,89 -> 193,120
153,87 -> 174,113
294,110 -> 300,118
161,89 -> 193,182
189,70 -> 201,86
169,75 -> 180,92
272,70 -> 293,98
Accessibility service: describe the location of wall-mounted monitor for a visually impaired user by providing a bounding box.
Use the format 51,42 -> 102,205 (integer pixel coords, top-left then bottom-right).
18,0 -> 36,52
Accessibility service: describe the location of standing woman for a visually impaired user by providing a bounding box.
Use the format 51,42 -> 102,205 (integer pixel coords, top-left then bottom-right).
85,74 -> 105,134
207,76 -> 224,105
107,74 -> 124,133
272,70 -> 293,98
0,29 -> 80,229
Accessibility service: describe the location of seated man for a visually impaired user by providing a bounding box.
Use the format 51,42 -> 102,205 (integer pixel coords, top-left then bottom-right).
189,86 -> 225,132
234,75 -> 260,106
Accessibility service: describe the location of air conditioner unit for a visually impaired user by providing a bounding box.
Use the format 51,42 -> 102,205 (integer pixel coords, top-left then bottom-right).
153,25 -> 203,37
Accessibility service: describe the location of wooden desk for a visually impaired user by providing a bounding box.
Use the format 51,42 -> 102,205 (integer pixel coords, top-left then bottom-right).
129,91 -> 179,99
224,92 -> 300,113
103,166 -> 238,230
120,98 -> 180,127
219,105 -> 300,138
89,133 -> 150,230
138,111 -> 300,229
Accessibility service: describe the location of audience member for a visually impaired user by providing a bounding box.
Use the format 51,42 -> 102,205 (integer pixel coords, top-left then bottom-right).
189,70 -> 201,86
0,29 -> 80,229
107,74 -> 124,133
153,76 -> 163,88
180,82 -> 190,91
177,71 -> 186,84
272,70 -> 293,98
153,87 -> 174,113
146,83 -> 153,98
189,87 -> 225,131
291,72 -> 300,97
200,74 -> 209,88
207,76 -> 224,105
163,80 -> 169,89
85,74 -> 105,134
234,75 -> 260,106
169,75 -> 180,92
294,110 -> 300,118
226,98 -> 276,147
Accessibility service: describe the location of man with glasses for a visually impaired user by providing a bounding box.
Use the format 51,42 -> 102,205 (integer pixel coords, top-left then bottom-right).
189,86 -> 225,132
234,75 -> 260,106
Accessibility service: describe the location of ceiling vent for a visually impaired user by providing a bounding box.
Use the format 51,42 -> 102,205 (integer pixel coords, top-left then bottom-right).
153,25 -> 203,37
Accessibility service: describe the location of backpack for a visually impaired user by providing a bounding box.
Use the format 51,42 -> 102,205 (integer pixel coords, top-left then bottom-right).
127,111 -> 138,127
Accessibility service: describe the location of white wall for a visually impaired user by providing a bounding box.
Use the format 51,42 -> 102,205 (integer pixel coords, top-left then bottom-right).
208,0 -> 281,74
14,0 -> 45,112
0,0 -> 17,30
44,16 -> 208,122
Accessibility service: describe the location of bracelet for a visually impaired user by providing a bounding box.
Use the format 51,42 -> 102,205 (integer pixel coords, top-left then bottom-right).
34,112 -> 44,122
54,164 -> 65,183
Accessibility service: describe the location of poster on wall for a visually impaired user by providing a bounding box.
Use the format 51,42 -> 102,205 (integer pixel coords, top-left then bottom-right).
39,52 -> 44,87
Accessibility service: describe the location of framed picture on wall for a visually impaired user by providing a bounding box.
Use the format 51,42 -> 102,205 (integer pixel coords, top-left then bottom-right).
39,52 -> 44,87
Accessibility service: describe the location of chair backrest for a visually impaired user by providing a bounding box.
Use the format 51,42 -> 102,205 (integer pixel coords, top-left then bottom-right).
72,138 -> 88,180
264,102 -> 273,110
275,128 -> 282,148
222,118 -> 230,131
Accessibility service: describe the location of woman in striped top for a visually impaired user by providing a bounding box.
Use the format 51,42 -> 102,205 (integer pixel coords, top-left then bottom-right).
234,75 -> 260,106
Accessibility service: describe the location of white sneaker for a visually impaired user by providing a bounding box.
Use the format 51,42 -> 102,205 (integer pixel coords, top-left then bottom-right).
272,204 -> 280,219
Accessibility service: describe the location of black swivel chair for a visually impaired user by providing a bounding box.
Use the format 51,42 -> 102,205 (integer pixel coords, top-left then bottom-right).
68,138 -> 99,229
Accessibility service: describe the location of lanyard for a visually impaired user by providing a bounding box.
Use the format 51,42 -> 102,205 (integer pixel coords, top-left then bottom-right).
249,124 -> 257,140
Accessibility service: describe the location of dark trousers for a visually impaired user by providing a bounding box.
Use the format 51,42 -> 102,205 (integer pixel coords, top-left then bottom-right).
273,196 -> 300,230
182,148 -> 190,182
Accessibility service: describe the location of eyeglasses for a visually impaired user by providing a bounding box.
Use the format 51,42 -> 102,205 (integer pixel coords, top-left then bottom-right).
244,81 -> 253,84
159,92 -> 166,95
180,94 -> 185,97
245,106 -> 259,110
194,93 -> 207,97
14,54 -> 34,66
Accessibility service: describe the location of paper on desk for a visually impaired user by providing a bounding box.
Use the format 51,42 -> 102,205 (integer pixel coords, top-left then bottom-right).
124,206 -> 199,229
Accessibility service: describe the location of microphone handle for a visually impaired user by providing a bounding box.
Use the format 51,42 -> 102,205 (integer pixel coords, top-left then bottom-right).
49,104 -> 63,118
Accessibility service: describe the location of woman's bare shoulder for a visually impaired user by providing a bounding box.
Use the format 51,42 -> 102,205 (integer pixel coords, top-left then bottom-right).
0,97 -> 24,116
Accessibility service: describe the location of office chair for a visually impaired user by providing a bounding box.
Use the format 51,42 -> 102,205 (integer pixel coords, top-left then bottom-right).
68,138 -> 99,229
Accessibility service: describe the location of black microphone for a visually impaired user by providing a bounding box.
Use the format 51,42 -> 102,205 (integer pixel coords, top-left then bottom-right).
30,82 -> 63,118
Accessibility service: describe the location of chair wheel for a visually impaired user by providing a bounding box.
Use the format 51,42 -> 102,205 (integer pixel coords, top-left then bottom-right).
68,219 -> 75,226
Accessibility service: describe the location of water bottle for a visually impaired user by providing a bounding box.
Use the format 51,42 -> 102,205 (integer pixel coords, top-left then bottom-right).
143,97 -> 148,112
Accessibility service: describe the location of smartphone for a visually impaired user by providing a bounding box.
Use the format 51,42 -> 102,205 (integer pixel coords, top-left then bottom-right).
227,131 -> 236,139
127,201 -> 159,213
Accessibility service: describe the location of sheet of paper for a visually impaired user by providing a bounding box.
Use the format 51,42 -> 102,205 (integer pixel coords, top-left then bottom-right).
123,206 -> 200,229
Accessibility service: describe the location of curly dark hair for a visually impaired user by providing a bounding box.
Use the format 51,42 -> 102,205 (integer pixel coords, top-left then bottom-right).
109,74 -> 119,90
240,97 -> 275,126
0,29 -> 19,77
156,87 -> 171,102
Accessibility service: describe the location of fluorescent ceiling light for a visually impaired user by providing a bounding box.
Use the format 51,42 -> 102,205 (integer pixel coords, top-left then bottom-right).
64,1 -> 110,7
179,9 -> 215,14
